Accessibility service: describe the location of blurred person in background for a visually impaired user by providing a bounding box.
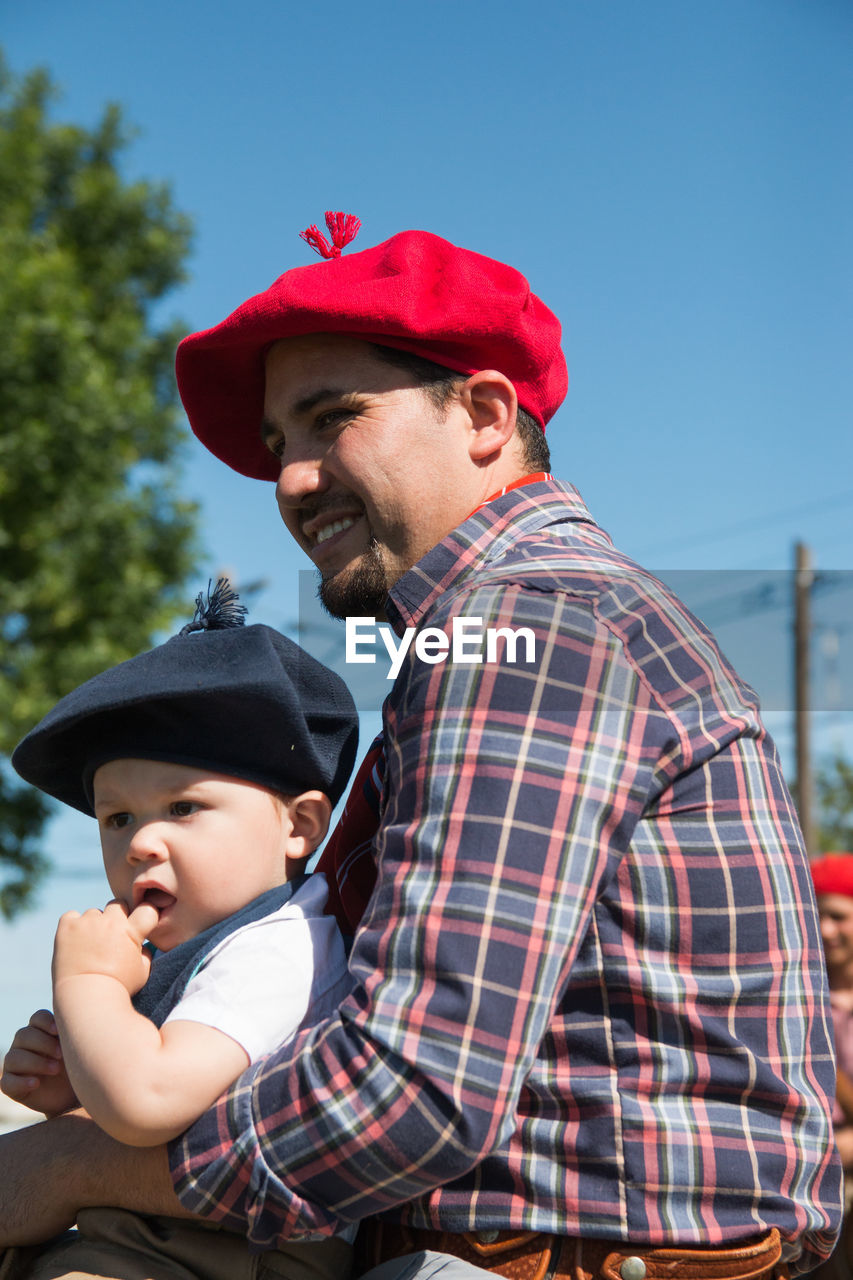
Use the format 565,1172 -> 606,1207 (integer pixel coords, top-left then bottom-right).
813,854 -> 853,1173
811,853 -> 853,1279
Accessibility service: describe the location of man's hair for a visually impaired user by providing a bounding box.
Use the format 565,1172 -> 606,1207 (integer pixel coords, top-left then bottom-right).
369,343 -> 551,473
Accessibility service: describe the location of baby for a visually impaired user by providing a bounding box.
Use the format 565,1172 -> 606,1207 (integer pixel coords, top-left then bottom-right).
1,581 -> 359,1280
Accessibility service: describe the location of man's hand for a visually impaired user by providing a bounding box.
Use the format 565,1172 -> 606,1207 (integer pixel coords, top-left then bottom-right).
0,1111 -> 194,1246
52,900 -> 159,996
1,1009 -> 78,1117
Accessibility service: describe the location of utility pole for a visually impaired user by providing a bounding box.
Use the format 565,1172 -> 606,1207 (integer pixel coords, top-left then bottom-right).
794,541 -> 814,856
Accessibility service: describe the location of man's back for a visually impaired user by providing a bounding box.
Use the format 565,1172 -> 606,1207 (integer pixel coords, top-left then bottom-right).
360,479 -> 838,1257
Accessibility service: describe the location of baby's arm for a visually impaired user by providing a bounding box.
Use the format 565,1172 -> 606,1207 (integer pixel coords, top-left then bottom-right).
51,901 -> 249,1147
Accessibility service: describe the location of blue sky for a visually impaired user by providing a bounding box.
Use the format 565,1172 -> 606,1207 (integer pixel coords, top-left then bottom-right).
1,0 -> 851,1044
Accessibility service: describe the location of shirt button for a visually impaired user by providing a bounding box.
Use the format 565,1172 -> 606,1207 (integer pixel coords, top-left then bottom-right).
620,1258 -> 647,1280
477,1231 -> 501,1244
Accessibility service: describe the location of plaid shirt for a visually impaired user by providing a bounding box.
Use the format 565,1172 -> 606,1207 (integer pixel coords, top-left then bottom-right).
170,480 -> 841,1272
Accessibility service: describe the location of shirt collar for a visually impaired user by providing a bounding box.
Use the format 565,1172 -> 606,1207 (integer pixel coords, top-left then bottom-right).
386,476 -> 606,633
468,471 -> 553,515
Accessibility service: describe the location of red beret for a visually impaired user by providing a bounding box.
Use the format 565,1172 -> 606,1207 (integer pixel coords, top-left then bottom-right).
175,228 -> 568,481
811,853 -> 853,899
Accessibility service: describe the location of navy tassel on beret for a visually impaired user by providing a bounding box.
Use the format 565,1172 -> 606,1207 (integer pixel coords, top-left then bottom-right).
12,580 -> 359,815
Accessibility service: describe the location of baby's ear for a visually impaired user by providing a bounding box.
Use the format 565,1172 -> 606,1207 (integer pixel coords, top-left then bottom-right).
284,790 -> 333,861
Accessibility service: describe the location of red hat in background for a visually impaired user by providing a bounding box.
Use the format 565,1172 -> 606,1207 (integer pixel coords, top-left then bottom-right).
811,853 -> 853,899
175,222 -> 568,481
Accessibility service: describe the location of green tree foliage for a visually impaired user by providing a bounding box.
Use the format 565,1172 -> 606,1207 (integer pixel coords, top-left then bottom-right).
816,755 -> 853,853
0,56 -> 199,916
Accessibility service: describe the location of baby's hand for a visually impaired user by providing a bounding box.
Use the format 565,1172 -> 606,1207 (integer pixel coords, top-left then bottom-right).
1,1009 -> 79,1117
52,900 -> 159,996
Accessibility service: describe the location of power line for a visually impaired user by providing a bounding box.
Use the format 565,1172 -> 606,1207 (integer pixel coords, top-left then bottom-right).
681,570 -> 849,629
639,490 -> 853,557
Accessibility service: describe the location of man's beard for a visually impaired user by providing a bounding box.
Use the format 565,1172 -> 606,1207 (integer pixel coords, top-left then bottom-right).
317,537 -> 389,619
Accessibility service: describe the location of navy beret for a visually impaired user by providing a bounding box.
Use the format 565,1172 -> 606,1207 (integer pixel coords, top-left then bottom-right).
12,622 -> 359,815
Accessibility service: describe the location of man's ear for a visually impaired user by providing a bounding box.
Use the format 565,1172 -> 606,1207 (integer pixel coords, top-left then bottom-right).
459,370 -> 518,461
283,790 -> 333,864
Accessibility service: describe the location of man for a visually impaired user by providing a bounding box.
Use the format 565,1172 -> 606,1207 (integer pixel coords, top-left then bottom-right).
0,219 -> 842,1280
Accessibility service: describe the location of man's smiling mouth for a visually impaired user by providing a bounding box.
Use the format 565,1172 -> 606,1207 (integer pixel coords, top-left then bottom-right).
315,515 -> 358,546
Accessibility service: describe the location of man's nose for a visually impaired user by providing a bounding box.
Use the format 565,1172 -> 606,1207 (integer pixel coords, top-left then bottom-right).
274,450 -> 330,511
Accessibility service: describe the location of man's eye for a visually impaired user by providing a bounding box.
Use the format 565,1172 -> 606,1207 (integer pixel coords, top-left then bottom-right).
267,435 -> 286,459
316,408 -> 351,430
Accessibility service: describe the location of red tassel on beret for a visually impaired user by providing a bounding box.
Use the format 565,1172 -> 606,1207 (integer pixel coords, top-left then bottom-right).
811,853 -> 853,899
176,218 -> 568,482
300,211 -> 362,259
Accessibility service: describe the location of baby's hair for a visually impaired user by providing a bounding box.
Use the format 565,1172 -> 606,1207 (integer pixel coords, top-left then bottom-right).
270,790 -> 296,811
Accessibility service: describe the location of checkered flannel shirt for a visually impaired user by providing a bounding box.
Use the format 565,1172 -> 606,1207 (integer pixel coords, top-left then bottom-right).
170,480 -> 841,1272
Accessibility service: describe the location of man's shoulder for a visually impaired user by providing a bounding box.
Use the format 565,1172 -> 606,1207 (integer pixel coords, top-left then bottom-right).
445,519 -> 669,619
461,475 -> 652,600
424,530 -> 763,730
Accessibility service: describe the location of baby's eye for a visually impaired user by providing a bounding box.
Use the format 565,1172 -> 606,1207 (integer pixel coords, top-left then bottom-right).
171,800 -> 200,818
104,812 -> 133,830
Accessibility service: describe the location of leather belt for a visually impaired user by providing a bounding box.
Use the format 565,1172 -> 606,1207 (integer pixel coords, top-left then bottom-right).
357,1223 -> 788,1280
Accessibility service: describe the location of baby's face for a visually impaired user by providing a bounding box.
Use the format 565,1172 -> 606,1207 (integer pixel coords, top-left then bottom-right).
93,759 -> 293,951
